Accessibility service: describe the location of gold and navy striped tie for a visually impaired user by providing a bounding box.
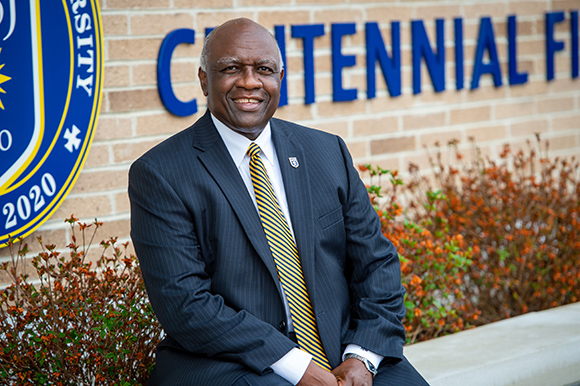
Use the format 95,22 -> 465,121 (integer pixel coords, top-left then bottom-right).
247,142 -> 331,371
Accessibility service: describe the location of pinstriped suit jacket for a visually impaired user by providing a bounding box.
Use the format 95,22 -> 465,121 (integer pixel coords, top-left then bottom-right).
129,111 -> 406,385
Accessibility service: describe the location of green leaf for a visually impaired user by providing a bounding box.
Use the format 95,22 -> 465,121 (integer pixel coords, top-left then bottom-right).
498,248 -> 510,262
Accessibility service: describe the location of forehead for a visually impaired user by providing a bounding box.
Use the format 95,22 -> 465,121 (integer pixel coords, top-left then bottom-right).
208,24 -> 280,65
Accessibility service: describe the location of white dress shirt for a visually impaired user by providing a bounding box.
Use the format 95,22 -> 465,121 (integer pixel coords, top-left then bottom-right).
211,114 -> 383,384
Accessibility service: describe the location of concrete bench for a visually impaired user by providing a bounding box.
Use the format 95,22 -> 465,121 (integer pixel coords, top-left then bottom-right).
404,302 -> 580,386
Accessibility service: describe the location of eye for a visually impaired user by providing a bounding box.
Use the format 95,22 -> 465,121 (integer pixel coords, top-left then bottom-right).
221,65 -> 239,73
257,66 -> 274,75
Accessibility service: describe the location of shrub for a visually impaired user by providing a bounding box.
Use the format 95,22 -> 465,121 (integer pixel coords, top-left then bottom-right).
0,216 -> 163,385
403,137 -> 580,324
359,165 -> 480,344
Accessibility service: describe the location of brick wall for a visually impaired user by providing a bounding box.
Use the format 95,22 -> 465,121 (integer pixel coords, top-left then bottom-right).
1,0 -> 578,277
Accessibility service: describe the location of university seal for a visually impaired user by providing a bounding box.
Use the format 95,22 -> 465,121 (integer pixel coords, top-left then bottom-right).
0,0 -> 103,246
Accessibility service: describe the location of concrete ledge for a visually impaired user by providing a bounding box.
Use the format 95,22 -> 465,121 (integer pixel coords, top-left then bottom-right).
404,302 -> 580,386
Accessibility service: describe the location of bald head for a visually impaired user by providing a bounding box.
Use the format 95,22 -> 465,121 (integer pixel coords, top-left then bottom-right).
200,18 -> 283,73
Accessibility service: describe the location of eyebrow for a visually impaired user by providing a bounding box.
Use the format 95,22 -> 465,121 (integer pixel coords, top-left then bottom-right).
213,57 -> 279,69
214,57 -> 238,66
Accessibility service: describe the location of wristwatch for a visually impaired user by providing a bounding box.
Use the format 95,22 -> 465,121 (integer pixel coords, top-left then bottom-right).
344,353 -> 378,377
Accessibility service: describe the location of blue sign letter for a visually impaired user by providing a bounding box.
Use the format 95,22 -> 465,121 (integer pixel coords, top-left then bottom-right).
411,19 -> 445,94
331,23 -> 357,102
292,24 -> 325,105
454,18 -> 464,90
508,15 -> 528,85
365,21 -> 401,99
546,11 -> 566,81
157,28 -> 197,117
274,25 -> 288,107
572,11 -> 578,79
471,17 -> 502,90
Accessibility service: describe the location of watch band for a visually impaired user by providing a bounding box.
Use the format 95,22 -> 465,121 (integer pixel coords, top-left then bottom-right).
344,353 -> 378,377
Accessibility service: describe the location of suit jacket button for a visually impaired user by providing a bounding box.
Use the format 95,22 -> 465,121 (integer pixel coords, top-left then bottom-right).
279,321 -> 286,331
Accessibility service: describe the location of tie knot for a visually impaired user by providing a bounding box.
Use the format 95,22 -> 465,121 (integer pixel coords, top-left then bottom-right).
247,142 -> 261,158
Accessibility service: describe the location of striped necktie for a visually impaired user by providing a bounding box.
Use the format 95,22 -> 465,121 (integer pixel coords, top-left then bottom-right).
247,142 -> 331,371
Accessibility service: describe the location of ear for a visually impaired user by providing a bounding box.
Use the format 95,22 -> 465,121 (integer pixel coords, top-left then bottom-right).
279,68 -> 285,82
198,67 -> 209,96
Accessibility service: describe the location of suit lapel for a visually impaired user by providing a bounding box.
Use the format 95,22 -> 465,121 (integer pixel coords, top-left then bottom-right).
193,112 -> 281,289
272,120 -> 341,364
271,120 -> 317,301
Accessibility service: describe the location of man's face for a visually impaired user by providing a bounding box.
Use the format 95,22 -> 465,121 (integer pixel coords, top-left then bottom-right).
199,20 -> 284,140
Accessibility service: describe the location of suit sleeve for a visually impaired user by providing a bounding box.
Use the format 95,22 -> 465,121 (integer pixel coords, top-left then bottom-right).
128,158 -> 295,374
337,136 -> 407,362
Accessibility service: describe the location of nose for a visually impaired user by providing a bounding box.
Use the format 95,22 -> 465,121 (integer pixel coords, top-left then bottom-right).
236,66 -> 262,89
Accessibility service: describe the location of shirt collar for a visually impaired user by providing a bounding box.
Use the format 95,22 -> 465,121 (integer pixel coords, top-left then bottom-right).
211,113 -> 275,168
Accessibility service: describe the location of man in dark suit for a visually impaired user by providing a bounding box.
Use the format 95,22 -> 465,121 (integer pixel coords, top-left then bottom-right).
129,18 -> 428,386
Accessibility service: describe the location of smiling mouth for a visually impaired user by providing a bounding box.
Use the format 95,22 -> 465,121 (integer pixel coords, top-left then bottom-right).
234,98 -> 261,104
232,97 -> 263,112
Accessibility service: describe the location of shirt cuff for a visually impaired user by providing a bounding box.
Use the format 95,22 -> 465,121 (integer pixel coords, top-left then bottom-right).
270,348 -> 313,385
342,344 -> 384,370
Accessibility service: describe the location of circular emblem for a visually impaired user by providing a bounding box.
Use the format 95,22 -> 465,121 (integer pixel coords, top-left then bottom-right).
0,0 -> 103,246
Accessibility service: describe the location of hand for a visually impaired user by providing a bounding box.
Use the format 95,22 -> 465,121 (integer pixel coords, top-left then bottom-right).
331,358 -> 373,386
297,360 -> 339,386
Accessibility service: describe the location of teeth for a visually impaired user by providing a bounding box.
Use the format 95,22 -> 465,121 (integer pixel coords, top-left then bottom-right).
236,98 -> 259,103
